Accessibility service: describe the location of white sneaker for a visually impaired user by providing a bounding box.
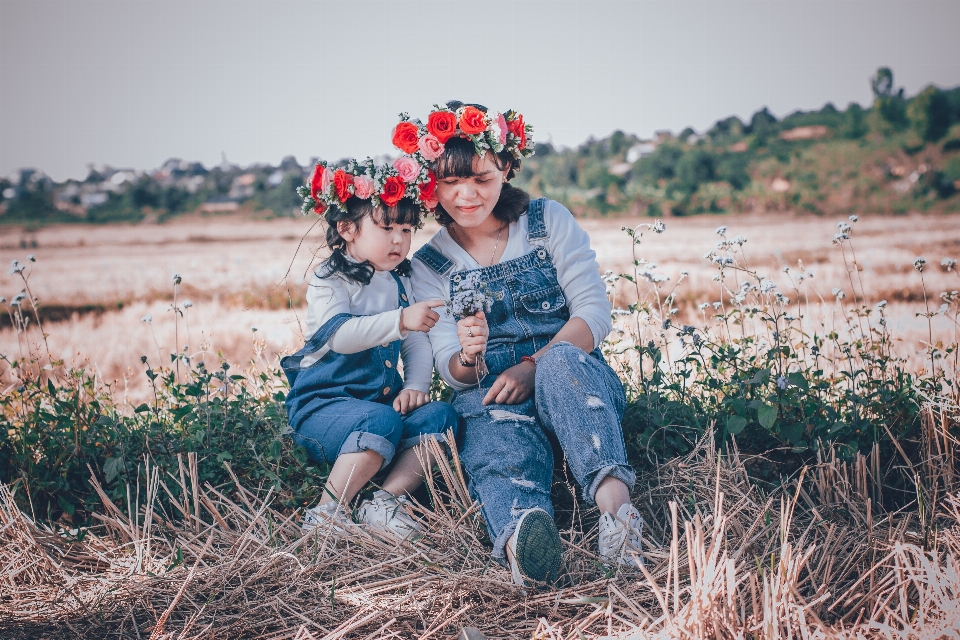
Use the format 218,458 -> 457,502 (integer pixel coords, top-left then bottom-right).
598,504 -> 644,567
505,507 -> 562,587
302,501 -> 351,536
356,490 -> 422,540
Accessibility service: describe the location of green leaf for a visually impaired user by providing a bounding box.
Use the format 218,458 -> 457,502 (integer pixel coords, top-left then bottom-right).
788,372 -> 809,392
781,422 -> 806,446
134,403 -> 151,413
747,368 -> 771,385
57,495 -> 76,516
103,456 -> 124,483
758,403 -> 778,430
727,415 -> 747,436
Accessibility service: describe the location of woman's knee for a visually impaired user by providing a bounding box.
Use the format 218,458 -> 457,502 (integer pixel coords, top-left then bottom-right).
536,342 -> 590,381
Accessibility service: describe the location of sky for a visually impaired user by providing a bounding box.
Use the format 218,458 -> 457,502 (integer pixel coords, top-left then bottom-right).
2,0 -> 960,182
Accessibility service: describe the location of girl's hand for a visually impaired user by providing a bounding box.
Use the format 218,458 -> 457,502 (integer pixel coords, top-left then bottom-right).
393,389 -> 429,415
457,311 -> 488,361
482,359 -> 536,405
400,300 -> 445,333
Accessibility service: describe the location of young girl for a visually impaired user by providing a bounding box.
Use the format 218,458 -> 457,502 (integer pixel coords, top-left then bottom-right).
283,158 -> 459,539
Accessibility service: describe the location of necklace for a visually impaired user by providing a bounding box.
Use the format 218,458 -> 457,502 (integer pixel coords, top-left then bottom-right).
451,223 -> 505,267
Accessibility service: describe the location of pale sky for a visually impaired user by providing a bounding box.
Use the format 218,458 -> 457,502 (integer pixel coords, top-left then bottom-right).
2,0 -> 960,181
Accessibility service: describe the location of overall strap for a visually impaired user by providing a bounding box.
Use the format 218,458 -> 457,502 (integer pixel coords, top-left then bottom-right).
304,313 -> 354,351
413,243 -> 454,275
389,271 -> 410,308
526,198 -> 548,241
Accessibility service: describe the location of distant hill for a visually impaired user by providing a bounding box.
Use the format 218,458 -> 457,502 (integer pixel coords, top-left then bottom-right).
2,68 -> 959,226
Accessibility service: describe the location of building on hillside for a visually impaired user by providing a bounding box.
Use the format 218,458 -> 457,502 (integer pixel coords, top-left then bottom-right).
779,126 -> 828,141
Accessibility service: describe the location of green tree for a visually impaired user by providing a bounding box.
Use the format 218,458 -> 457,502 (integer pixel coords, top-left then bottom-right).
840,102 -> 868,139
907,86 -> 951,142
871,67 -> 907,130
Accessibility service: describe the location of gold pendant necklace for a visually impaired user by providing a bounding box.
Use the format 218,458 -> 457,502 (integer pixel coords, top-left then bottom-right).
452,223 -> 505,267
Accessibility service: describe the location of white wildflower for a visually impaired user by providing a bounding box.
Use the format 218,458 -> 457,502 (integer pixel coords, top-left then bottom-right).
877,300 -> 888,309
141,314 -> 152,323
715,226 -> 727,236
914,257 -> 926,272
849,215 -> 858,222
652,220 -> 665,233
942,258 -> 957,272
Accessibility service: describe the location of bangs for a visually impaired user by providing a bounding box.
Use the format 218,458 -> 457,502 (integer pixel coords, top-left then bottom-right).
373,198 -> 422,227
432,137 -> 479,179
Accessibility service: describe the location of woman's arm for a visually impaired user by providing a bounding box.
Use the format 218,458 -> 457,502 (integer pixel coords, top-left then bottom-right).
482,201 -> 611,405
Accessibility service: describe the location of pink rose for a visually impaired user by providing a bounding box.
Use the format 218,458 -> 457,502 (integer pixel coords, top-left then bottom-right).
353,175 -> 375,199
418,134 -> 444,161
320,167 -> 334,193
393,156 -> 421,183
423,195 -> 439,210
496,112 -> 508,146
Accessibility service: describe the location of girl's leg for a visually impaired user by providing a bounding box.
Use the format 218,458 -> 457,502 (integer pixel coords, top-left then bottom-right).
382,401 -> 460,497
291,398 -> 405,505
534,343 -> 636,506
321,450 -> 384,505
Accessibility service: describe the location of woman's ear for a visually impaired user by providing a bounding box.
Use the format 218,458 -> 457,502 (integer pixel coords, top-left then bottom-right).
337,219 -> 358,241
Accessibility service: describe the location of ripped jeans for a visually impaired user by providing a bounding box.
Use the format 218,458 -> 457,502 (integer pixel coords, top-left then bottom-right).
455,343 -> 636,563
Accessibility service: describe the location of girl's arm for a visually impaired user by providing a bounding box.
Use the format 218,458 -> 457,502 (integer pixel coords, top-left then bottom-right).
305,275 -> 406,354
398,285 -> 436,393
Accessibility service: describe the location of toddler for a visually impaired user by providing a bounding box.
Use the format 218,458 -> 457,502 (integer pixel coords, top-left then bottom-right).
283,158 -> 458,539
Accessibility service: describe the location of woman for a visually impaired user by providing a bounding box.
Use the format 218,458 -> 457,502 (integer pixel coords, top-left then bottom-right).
403,102 -> 642,586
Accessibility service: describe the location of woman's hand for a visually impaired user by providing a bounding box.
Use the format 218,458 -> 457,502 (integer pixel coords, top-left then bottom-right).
393,389 -> 429,415
400,300 -> 445,333
482,359 -> 536,405
457,311 -> 488,362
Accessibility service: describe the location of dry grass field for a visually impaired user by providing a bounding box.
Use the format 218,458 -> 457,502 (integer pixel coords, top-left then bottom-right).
2,211 -> 959,401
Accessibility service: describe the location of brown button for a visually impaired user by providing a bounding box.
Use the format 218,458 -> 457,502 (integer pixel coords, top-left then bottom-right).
382,387 -> 391,395
381,344 -> 389,348
385,360 -> 392,368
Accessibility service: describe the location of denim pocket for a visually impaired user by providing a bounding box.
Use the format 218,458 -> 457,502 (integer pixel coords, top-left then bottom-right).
519,286 -> 566,314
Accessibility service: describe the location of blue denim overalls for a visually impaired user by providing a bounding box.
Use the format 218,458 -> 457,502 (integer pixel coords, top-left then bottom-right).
282,272 -> 459,469
414,198 -> 635,562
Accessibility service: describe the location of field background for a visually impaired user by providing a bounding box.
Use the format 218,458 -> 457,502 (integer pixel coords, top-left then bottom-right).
2,210 -> 957,402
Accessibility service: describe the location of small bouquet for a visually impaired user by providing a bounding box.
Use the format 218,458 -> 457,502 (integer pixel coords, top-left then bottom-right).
448,271 -> 501,318
448,271 -> 502,382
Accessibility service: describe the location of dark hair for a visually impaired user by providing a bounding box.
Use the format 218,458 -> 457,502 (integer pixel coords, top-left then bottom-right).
432,102 -> 531,227
316,197 -> 421,285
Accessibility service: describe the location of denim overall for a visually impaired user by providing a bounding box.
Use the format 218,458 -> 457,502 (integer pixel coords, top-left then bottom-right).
414,198 -> 635,561
282,272 -> 459,469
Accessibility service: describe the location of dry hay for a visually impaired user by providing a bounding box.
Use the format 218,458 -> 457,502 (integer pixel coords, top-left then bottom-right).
3,417 -> 960,639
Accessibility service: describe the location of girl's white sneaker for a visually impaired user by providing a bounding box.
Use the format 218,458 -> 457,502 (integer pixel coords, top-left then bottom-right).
302,501 -> 351,536
357,490 -> 422,540
598,503 -> 644,567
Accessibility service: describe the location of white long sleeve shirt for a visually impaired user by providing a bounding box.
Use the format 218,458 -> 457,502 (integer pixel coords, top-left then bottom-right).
302,267 -> 434,393
411,199 -> 613,390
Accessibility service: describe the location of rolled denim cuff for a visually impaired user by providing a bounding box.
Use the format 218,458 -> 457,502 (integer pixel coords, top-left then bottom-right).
399,431 -> 449,453
584,463 -> 637,504
491,516 -> 520,566
337,431 -> 397,470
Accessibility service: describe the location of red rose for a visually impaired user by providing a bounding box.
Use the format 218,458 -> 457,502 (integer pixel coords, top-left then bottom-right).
313,200 -> 327,215
507,114 -> 527,150
427,111 -> 457,143
333,169 -> 353,203
309,163 -> 325,200
418,170 -> 436,201
380,175 -> 406,207
459,106 -> 487,135
392,122 -> 420,154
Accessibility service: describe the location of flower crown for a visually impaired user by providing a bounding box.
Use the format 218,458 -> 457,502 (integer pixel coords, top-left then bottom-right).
297,157 -> 437,216
391,104 -> 535,167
